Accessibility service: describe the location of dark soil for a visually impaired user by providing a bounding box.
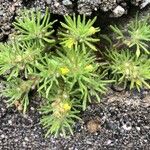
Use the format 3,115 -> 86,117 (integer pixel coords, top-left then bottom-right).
0,0 -> 150,149
0,87 -> 150,150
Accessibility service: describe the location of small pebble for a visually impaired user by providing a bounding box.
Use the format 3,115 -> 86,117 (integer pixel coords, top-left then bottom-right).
113,5 -> 125,17
86,119 -> 101,133
122,124 -> 132,131
62,0 -> 72,6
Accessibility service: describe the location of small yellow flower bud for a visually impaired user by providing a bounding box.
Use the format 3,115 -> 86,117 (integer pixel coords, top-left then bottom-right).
66,38 -> 76,48
88,27 -> 97,34
63,103 -> 71,111
136,79 -> 141,86
85,65 -> 93,71
60,67 -> 69,75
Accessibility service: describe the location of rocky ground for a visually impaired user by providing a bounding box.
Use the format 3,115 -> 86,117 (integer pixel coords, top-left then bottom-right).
0,0 -> 150,149
1,0 -> 150,41
0,88 -> 150,150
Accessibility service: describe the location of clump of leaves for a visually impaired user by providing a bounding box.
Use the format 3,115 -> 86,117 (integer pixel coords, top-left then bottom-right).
0,7 -> 57,116
13,8 -> 56,47
35,46 -> 109,110
107,50 -> 150,91
34,54 -> 60,98
1,78 -> 37,114
110,14 -> 150,57
40,90 -> 80,137
55,47 -> 109,110
0,8 -> 110,137
59,15 -> 100,51
0,41 -> 41,80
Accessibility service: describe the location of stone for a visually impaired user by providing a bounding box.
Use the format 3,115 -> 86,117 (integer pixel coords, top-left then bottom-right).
62,0 -> 72,6
46,0 -> 52,5
141,0 -> 150,8
113,5 -> 125,17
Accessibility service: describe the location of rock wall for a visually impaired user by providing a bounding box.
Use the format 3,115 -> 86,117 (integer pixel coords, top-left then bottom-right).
46,0 -> 150,16
0,0 -> 150,41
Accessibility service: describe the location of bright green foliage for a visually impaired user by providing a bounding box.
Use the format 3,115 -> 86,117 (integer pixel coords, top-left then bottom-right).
107,50 -> 150,91
35,55 -> 60,98
3,8 -> 149,138
110,15 -> 150,57
1,78 -> 36,114
55,47 -> 109,110
40,91 -> 80,137
13,8 -> 56,47
59,15 -> 100,51
0,8 -> 108,137
0,41 -> 41,80
34,46 -> 109,111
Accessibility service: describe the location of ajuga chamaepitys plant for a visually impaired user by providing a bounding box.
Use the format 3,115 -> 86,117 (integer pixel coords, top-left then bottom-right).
0,41 -> 41,80
1,7 -> 149,137
36,46 -> 109,111
0,8 -> 56,115
107,50 -> 150,91
38,47 -> 109,136
40,90 -> 81,137
1,78 -> 37,114
3,7 -> 149,138
34,54 -> 63,99
59,15 -> 100,51
13,8 -> 56,47
0,7 -> 109,137
55,47 -> 109,110
110,14 -> 150,57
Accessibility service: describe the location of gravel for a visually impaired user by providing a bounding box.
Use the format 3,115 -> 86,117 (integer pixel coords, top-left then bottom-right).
0,88 -> 149,149
0,1 -> 150,149
0,0 -> 150,41
44,0 -> 150,16
0,0 -> 22,41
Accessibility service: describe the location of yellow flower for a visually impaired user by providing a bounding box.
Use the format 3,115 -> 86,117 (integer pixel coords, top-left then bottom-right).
85,65 -> 93,71
88,27 -> 97,34
60,67 -> 69,75
66,38 -> 76,48
136,79 -> 142,86
63,103 -> 71,111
